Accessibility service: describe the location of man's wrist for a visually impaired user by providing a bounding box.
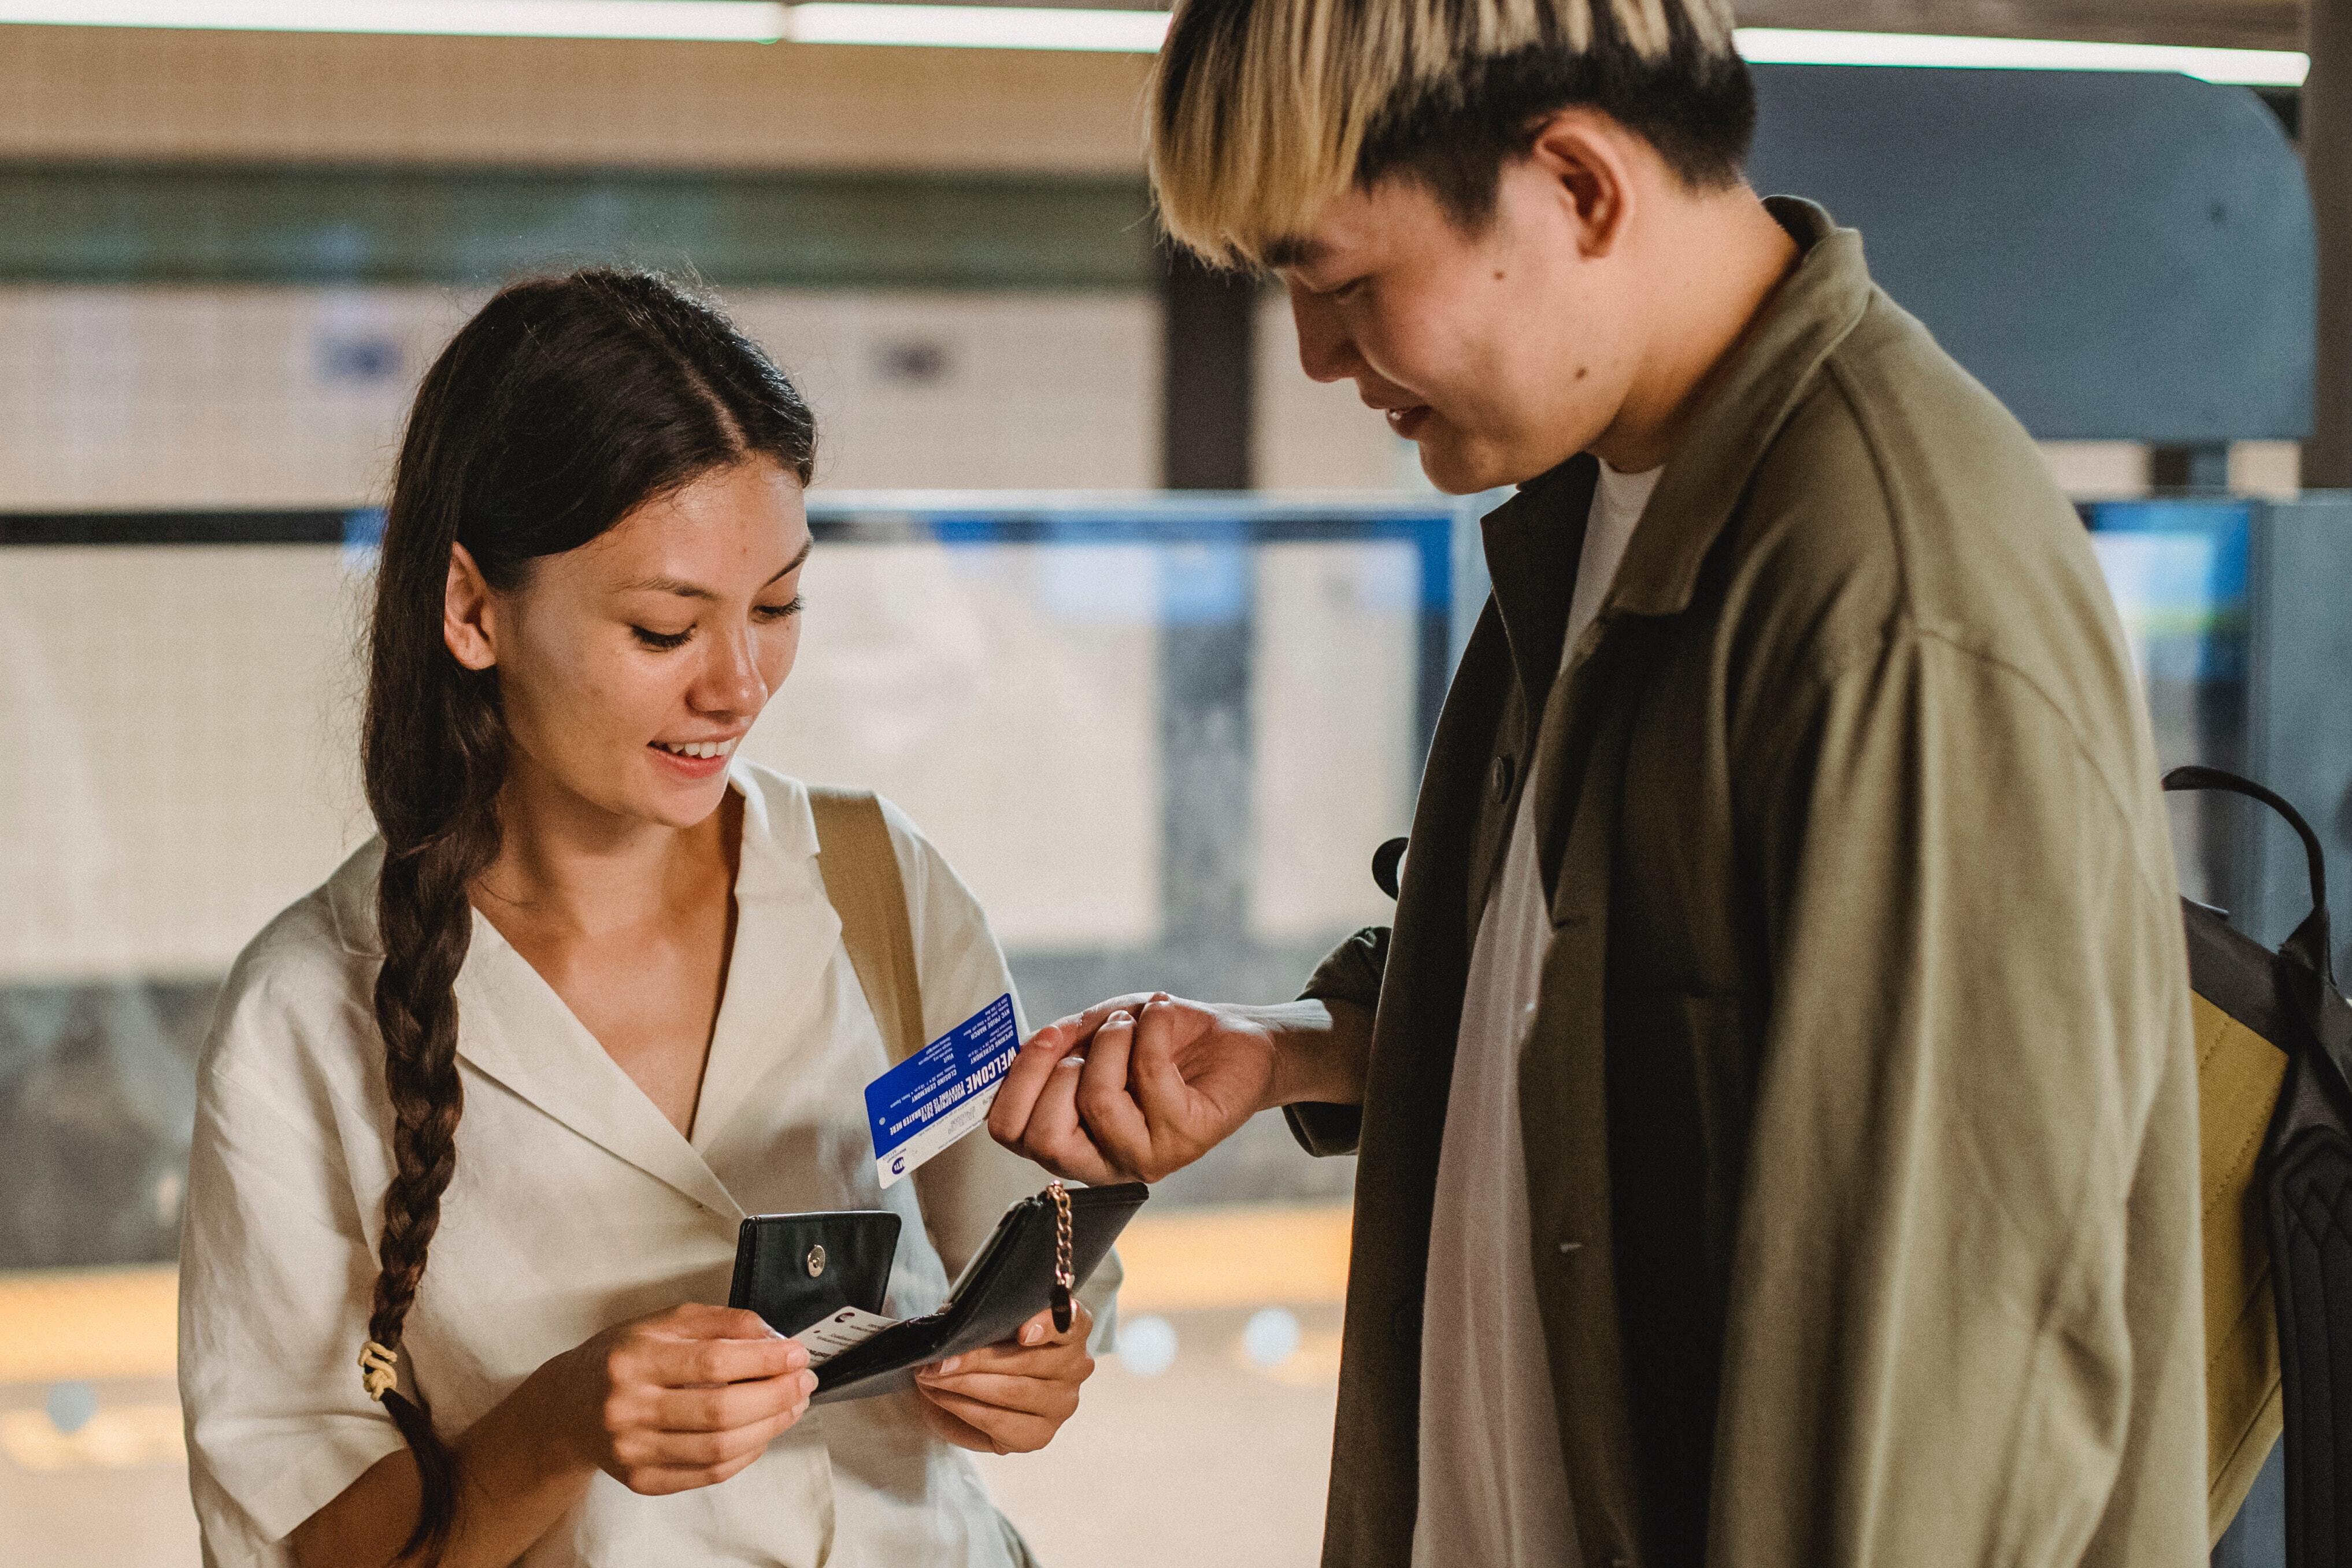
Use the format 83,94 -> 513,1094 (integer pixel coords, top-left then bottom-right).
1232,999 -> 1368,1111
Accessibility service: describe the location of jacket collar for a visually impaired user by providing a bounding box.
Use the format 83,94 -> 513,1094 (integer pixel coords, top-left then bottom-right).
1474,198 -> 1871,703
1479,454 -> 1596,742
1609,197 -> 1872,620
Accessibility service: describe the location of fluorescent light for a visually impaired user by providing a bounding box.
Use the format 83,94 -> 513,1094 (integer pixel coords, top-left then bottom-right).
0,0 -> 1169,49
0,3 -> 2314,80
789,2 -> 1163,49
0,1 -> 791,39
1734,28 -> 2309,88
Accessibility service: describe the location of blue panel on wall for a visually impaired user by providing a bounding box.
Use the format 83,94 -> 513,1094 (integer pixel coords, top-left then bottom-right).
1749,65 -> 2315,443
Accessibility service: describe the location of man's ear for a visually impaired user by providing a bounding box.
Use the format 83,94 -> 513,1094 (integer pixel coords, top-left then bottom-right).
443,542 -> 499,671
1522,108 -> 1636,260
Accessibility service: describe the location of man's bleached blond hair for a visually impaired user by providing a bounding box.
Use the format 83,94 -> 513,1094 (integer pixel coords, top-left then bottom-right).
1149,0 -> 1747,268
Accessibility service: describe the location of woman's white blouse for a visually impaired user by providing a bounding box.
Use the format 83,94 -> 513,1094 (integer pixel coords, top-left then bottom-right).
178,764 -> 1108,1567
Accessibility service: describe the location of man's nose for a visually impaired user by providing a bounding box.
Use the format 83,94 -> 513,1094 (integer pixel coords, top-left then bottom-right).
1288,288 -> 1359,385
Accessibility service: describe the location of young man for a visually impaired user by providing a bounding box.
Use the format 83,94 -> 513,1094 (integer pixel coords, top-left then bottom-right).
991,0 -> 2205,1563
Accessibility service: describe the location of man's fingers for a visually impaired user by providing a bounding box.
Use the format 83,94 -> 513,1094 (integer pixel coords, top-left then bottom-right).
1128,998 -> 1203,1131
992,992 -> 1176,1144
1011,1050 -> 1126,1185
1076,1012 -> 1156,1170
1046,1069 -> 1131,1185
990,1022 -> 1087,1149
1040,996 -> 1157,1055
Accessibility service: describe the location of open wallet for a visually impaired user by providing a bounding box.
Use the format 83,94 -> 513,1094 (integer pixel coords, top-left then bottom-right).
730,1180 -> 1148,1406
729,1210 -> 904,1337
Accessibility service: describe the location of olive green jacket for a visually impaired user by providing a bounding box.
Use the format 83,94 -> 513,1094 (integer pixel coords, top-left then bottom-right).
1294,199 -> 2204,1568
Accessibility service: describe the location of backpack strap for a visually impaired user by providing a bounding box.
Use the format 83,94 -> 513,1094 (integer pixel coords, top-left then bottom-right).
2166,765 -> 2335,988
807,785 -> 1040,1282
806,786 -> 927,1067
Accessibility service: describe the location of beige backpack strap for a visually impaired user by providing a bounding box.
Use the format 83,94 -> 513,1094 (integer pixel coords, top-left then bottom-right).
809,785 -> 1027,1277
807,786 -> 926,1067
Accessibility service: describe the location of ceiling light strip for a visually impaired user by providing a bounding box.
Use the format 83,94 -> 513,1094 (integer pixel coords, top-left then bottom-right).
0,1 -> 791,39
788,2 -> 1163,50
1735,28 -> 2309,87
0,3 -> 2317,82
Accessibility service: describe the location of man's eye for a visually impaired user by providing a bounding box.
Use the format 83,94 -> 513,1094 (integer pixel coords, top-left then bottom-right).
632,626 -> 692,651
753,596 -> 806,622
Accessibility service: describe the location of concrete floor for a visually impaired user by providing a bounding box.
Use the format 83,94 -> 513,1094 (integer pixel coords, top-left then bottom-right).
975,1303 -> 1341,1568
0,1207 -> 1349,1566
0,1310 -> 1340,1568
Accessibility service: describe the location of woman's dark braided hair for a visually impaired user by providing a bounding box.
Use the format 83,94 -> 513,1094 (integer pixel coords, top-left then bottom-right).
360,269 -> 815,1562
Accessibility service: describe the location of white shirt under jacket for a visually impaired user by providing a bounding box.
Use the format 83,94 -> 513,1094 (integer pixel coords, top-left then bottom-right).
179,762 -> 1110,1568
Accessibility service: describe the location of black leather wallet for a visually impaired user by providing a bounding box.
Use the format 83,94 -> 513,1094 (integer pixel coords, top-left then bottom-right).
812,1181 -> 1149,1404
728,1210 -> 902,1337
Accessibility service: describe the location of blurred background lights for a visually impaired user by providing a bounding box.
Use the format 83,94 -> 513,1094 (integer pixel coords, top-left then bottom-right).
1240,1307 -> 1302,1370
45,1382 -> 97,1436
1114,1314 -> 1178,1378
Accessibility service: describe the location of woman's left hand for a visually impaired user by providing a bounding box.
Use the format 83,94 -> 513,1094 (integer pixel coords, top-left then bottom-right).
912,1301 -> 1095,1455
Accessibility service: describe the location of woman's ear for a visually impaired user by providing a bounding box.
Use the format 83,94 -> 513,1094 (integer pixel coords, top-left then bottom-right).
1523,107 -> 1636,260
443,543 -> 498,671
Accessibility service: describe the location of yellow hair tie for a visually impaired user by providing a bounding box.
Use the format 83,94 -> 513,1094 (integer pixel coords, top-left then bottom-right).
358,1340 -> 400,1402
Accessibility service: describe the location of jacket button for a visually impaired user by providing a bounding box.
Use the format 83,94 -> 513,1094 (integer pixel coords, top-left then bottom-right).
1490,754 -> 1516,802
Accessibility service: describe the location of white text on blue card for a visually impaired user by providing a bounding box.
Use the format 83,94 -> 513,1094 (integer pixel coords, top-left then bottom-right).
865,994 -> 1019,1190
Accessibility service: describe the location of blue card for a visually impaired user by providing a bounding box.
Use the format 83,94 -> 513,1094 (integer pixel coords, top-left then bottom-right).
865,994 -> 1020,1189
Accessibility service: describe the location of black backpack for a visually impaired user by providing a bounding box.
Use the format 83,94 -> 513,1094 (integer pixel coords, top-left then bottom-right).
2168,767 -> 2352,1566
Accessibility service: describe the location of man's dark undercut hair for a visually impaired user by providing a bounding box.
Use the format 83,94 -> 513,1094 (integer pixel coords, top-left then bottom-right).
1149,0 -> 1753,266
1360,14 -> 1755,232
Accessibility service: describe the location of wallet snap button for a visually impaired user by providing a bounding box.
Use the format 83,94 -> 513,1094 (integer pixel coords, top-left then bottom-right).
806,1244 -> 827,1278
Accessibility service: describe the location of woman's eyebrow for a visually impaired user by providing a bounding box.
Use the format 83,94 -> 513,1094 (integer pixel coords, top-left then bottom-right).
618,538 -> 814,599
620,575 -> 718,600
775,536 -> 816,581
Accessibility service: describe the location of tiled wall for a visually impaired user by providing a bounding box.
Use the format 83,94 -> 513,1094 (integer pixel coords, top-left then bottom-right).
0,283 -> 1446,506
1254,294 -> 1428,493
0,280 -> 1419,985
0,286 -> 1162,507
0,534 -> 1418,981
0,545 -> 369,981
0,24 -> 1154,174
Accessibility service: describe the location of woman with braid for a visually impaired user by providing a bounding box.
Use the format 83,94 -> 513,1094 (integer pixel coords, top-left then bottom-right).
177,270 -> 1106,1567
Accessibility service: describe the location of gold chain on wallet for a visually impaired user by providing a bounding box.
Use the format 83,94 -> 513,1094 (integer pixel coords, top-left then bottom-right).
1048,1181 -> 1076,1335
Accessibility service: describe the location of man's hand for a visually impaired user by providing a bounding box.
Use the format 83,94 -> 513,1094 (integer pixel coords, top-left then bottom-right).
913,1302 -> 1095,1455
987,994 -> 1280,1184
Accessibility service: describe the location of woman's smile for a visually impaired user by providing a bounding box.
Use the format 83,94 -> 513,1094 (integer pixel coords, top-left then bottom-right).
649,736 -> 740,779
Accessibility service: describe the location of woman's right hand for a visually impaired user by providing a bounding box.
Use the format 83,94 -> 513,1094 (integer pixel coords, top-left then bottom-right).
546,1302 -> 817,1496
